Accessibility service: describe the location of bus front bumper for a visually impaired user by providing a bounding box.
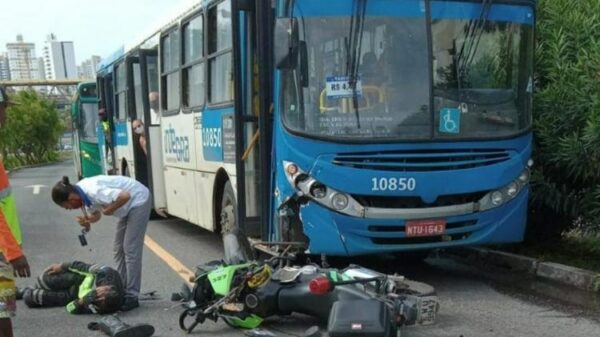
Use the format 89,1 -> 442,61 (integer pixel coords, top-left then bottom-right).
300,189 -> 529,256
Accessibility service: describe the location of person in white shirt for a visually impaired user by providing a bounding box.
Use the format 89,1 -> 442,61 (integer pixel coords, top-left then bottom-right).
51,175 -> 151,311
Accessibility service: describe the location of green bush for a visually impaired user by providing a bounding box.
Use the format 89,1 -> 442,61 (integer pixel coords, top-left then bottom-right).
529,0 -> 600,240
0,90 -> 64,169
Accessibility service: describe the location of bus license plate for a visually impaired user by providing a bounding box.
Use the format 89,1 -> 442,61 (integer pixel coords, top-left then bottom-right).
417,295 -> 439,325
405,219 -> 446,237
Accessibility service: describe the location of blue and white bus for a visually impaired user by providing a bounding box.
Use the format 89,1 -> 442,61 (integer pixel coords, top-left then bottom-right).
97,0 -> 535,261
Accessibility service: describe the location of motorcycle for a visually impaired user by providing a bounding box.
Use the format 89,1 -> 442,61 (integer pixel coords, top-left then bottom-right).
173,254 -> 439,337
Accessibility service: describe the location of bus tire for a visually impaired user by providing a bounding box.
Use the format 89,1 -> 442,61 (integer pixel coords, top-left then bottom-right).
220,181 -> 254,264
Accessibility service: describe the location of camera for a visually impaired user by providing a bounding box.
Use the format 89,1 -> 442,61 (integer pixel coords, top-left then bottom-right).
78,229 -> 89,246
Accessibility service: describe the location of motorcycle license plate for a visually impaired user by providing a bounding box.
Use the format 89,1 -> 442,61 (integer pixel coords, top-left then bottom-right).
417,295 -> 438,325
405,219 -> 446,237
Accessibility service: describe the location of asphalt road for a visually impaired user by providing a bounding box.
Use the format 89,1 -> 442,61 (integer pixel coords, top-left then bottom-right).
9,161 -> 600,337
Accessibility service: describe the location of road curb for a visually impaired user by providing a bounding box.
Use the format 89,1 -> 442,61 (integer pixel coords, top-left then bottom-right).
446,247 -> 600,293
6,159 -> 71,175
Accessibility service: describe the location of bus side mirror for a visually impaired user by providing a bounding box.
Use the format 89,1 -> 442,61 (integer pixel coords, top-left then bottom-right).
274,17 -> 299,69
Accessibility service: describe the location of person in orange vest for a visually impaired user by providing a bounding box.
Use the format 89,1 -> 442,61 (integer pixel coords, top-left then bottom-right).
0,86 -> 31,337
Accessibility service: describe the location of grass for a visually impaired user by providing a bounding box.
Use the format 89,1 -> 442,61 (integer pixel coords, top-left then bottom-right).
500,234 -> 600,273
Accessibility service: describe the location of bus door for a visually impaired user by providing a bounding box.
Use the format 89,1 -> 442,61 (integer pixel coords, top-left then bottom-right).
139,48 -> 167,211
71,94 -> 83,179
113,59 -> 135,177
130,54 -> 150,188
231,0 -> 274,239
98,74 -> 117,174
113,60 -> 134,177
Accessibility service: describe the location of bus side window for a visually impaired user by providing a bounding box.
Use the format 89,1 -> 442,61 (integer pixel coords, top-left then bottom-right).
115,63 -> 128,120
182,13 -> 205,109
161,29 -> 181,114
207,0 -> 233,104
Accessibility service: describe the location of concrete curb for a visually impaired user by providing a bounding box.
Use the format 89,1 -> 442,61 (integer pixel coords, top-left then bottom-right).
446,247 -> 600,293
6,159 -> 71,175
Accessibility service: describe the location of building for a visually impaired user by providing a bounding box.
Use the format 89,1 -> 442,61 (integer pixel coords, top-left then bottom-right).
0,53 -> 10,81
6,34 -> 40,81
78,55 -> 101,79
37,58 -> 46,80
43,33 -> 77,80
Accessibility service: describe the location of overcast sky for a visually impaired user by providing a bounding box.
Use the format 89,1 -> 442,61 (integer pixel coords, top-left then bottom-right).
0,0 -> 195,63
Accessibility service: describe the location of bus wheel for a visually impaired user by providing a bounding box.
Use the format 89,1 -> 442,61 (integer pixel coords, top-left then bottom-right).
220,181 -> 254,264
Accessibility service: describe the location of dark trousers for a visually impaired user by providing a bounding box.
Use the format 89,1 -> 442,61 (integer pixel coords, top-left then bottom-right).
24,271 -> 84,307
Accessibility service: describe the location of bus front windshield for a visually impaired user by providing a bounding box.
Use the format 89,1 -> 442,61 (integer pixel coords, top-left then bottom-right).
281,0 -> 534,141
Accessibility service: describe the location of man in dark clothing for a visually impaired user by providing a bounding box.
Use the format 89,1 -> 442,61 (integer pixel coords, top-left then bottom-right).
20,261 -> 124,314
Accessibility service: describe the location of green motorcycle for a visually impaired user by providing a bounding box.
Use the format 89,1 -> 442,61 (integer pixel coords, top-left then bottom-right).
175,255 -> 439,336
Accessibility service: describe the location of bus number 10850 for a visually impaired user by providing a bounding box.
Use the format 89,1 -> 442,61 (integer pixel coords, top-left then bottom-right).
371,177 -> 417,191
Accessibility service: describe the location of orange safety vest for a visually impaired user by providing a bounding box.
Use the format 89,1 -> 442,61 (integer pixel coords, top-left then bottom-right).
0,160 -> 23,261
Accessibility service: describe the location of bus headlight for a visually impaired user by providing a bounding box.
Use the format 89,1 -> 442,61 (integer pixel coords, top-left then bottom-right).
479,167 -> 530,211
491,191 -> 504,206
286,163 -> 299,176
294,173 -> 309,185
506,182 -> 519,197
283,161 -> 364,217
331,193 -> 349,210
310,183 -> 327,199
518,170 -> 530,184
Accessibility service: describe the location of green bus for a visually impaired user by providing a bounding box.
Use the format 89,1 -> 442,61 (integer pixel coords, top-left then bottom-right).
72,82 -> 102,179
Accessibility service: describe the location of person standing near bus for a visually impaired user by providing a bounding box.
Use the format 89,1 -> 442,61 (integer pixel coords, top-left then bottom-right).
132,120 -> 147,156
98,108 -> 115,174
50,175 -> 151,311
0,86 -> 31,337
148,92 -> 159,123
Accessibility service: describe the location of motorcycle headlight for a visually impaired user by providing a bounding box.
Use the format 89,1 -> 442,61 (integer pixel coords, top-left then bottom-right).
331,193 -> 349,210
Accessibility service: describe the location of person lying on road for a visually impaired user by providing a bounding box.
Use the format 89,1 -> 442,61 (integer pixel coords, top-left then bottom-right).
18,261 -> 124,314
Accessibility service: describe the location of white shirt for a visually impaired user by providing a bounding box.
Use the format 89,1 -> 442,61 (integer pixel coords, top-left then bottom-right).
77,175 -> 149,219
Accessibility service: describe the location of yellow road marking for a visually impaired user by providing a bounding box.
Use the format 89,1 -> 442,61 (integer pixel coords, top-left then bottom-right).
144,235 -> 194,286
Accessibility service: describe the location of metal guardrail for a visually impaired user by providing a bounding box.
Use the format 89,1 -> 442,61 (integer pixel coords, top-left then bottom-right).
0,79 -> 85,87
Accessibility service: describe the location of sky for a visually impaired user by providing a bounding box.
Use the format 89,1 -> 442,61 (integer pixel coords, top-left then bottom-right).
0,0 -> 196,64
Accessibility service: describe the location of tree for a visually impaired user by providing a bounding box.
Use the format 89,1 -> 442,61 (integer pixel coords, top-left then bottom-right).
0,90 -> 64,168
529,0 -> 600,240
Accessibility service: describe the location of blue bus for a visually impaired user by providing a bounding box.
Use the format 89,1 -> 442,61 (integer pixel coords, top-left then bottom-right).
97,0 -> 535,261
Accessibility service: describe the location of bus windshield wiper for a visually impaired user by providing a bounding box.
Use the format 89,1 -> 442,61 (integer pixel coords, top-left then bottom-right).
455,0 -> 493,85
345,0 -> 367,129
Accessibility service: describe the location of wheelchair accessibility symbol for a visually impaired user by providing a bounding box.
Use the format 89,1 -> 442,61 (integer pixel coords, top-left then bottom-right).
439,108 -> 461,134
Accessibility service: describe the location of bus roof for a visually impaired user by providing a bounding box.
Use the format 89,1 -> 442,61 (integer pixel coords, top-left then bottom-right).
97,0 -> 202,74
97,46 -> 125,74
72,81 -> 97,103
